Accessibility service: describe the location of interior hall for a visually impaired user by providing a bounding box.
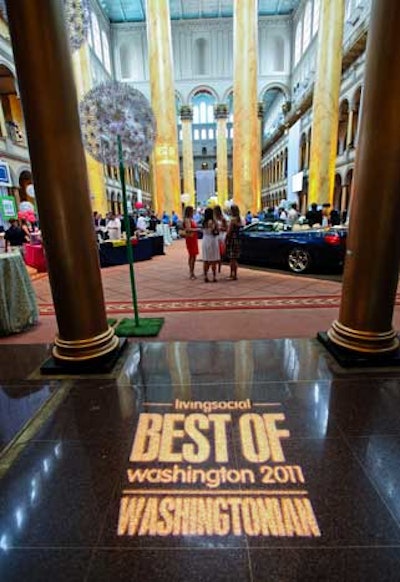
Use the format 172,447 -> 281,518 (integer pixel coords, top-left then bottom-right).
1,1 -> 400,580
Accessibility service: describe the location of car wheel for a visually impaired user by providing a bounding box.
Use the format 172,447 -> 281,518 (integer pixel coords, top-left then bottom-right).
287,247 -> 312,273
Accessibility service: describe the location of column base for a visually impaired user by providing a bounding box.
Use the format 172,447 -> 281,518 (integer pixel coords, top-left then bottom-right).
52,326 -> 120,362
40,338 -> 127,375
317,332 -> 400,368
327,320 -> 399,353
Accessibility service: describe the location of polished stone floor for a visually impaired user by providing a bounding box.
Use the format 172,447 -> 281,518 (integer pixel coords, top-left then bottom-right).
1,339 -> 400,580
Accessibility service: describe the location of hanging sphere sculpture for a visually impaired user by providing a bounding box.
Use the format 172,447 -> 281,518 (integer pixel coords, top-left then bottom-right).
80,81 -> 157,166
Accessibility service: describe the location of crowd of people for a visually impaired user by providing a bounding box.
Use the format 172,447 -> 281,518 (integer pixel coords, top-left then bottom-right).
244,202 -> 347,228
93,201 -> 347,282
93,209 -> 160,241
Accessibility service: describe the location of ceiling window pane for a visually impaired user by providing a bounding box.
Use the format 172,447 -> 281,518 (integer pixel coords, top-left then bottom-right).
303,2 -> 312,51
312,0 -> 320,35
102,31 -> 111,73
92,13 -> 102,61
294,20 -> 302,65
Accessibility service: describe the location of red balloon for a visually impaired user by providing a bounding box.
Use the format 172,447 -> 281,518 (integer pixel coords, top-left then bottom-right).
134,201 -> 144,209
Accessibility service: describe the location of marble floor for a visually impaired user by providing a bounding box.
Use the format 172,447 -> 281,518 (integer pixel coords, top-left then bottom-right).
1,339 -> 400,581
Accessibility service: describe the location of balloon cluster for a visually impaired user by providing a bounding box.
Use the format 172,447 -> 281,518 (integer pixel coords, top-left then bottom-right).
80,81 -> 156,166
0,0 -> 89,52
207,195 -> 219,208
18,210 -> 36,223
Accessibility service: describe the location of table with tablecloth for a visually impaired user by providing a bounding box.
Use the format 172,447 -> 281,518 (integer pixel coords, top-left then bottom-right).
99,235 -> 164,268
0,251 -> 39,336
24,243 -> 47,272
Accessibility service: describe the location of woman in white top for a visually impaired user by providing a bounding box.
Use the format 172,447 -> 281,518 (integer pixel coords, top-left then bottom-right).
202,207 -> 220,282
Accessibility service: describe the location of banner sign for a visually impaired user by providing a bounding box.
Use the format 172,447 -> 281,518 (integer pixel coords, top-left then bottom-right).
0,196 -> 17,219
118,400 -> 321,538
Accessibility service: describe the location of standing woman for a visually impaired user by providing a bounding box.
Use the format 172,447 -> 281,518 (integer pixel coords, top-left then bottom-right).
214,205 -> 228,273
225,204 -> 242,280
202,207 -> 220,282
183,205 -> 199,280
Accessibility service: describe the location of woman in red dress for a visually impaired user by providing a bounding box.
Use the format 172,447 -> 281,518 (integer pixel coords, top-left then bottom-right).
183,205 -> 199,279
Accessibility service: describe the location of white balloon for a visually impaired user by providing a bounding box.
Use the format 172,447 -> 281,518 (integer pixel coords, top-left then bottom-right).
26,184 -> 35,198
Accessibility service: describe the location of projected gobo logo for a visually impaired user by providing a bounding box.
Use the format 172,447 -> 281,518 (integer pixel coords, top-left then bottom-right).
118,399 -> 320,538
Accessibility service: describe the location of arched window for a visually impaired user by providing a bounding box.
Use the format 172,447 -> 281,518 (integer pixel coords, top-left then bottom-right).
207,105 -> 214,123
294,21 -> 302,65
312,0 -> 321,35
193,105 -> 200,124
91,12 -> 102,60
102,31 -> 111,73
199,102 -> 207,123
119,43 -> 132,79
303,2 -> 312,51
194,38 -> 208,75
272,36 -> 285,71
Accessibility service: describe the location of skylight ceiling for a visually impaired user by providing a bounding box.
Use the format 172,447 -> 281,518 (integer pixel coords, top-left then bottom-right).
99,0 -> 301,23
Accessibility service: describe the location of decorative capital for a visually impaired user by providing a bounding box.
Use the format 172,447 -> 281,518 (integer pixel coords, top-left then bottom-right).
180,105 -> 193,121
257,102 -> 265,119
214,103 -> 229,119
282,100 -> 292,114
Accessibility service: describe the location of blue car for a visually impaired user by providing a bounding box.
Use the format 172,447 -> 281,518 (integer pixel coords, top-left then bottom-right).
238,222 -> 347,273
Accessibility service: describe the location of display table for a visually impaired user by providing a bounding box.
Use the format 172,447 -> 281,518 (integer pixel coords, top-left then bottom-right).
0,251 -> 39,336
24,243 -> 47,272
99,236 -> 163,268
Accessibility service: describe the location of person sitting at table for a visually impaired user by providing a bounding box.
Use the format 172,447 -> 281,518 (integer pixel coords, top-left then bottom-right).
4,219 -> 27,251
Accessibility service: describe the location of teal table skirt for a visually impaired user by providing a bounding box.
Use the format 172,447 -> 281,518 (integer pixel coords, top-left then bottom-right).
0,251 -> 39,336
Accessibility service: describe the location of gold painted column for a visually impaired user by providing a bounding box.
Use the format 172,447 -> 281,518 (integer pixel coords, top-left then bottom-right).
6,0 -> 118,362
214,104 -> 229,206
308,0 -> 345,205
146,0 -> 180,215
255,102 -> 264,209
328,0 -> 400,354
179,105 -> 195,207
72,44 -> 108,216
233,0 -> 259,213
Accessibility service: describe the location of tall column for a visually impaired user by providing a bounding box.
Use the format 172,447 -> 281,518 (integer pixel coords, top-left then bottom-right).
214,104 -> 229,206
340,184 -> 347,213
346,108 -> 354,149
72,45 -> 108,216
0,100 -> 7,139
179,105 -> 195,208
233,0 -> 259,214
5,0 -> 118,362
255,102 -> 264,209
308,0 -> 345,205
146,0 -> 180,216
327,0 -> 400,354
